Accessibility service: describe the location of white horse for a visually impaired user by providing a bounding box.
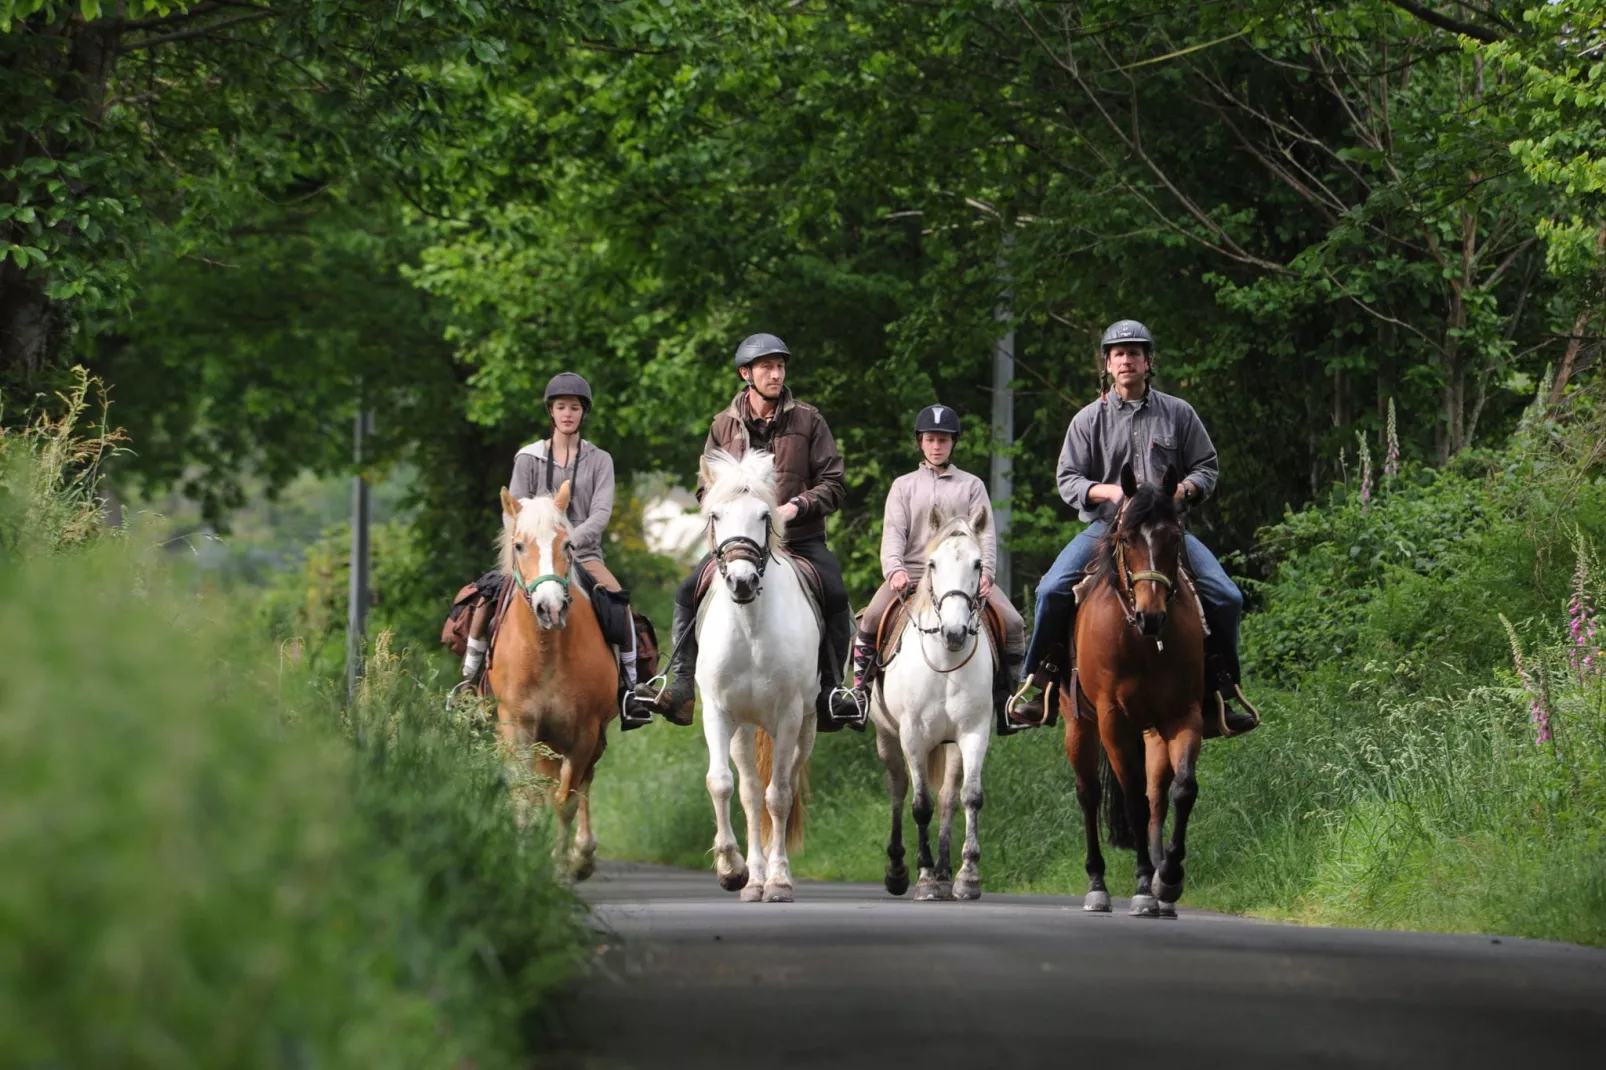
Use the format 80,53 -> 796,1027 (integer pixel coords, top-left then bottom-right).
872,508 -> 993,901
696,449 -> 820,903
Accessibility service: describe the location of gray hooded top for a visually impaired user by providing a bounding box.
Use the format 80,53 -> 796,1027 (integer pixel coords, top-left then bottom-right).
508,439 -> 616,563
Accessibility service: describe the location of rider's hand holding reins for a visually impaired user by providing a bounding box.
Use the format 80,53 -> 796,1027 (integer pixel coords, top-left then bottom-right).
889,570 -> 911,595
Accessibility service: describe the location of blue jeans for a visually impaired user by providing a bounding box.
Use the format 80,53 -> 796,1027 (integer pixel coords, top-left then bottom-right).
1023,521 -> 1244,680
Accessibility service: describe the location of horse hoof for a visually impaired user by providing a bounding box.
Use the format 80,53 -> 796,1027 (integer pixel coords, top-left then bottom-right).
885,867 -> 910,897
914,881 -> 953,902
953,878 -> 981,901
1083,890 -> 1112,913
570,856 -> 597,883
1158,901 -> 1178,919
1129,895 -> 1160,918
762,882 -> 794,904
718,867 -> 749,893
740,883 -> 764,903
1156,879 -> 1182,903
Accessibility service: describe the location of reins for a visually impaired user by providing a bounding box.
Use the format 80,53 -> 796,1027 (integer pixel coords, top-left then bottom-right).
708,513 -> 773,594
908,544 -> 984,675
1109,497 -> 1180,632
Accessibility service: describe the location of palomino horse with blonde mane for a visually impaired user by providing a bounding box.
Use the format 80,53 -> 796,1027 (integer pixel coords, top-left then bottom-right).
872,508 -> 995,902
696,449 -> 818,903
1067,462 -> 1207,918
489,481 -> 619,880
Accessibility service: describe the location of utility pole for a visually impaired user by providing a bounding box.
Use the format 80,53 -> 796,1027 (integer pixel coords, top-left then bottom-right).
345,407 -> 374,703
991,242 -> 1015,601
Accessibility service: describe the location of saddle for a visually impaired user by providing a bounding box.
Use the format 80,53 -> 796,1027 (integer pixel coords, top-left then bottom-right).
868,590 -> 1005,675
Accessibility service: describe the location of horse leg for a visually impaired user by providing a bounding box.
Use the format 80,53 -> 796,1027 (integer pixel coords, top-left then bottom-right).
1066,714 -> 1110,912
875,719 -> 910,896
761,716 -> 803,903
1143,729 -> 1175,917
934,743 -> 960,883
906,735 -> 951,901
1106,724 -> 1158,918
730,723 -> 767,902
1156,719 -> 1203,916
701,702 -> 748,894
952,731 -> 989,901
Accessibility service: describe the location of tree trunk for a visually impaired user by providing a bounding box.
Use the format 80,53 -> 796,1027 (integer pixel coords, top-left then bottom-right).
1547,223 -> 1606,405
0,15 -> 123,387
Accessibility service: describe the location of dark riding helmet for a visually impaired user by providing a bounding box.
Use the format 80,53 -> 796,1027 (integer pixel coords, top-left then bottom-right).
914,403 -> 962,439
543,371 -> 593,413
733,333 -> 791,375
1100,319 -> 1155,360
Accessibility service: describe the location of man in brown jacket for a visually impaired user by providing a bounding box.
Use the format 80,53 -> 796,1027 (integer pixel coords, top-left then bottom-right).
640,333 -> 855,730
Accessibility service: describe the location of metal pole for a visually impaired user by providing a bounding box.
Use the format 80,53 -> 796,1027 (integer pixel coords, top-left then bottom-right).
991,241 -> 1015,601
346,408 -> 373,702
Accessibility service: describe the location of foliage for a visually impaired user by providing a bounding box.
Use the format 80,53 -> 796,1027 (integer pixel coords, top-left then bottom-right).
0,362 -> 586,1065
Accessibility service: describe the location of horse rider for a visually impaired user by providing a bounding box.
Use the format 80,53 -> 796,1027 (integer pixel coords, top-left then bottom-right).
639,332 -> 855,730
1010,320 -> 1260,737
458,371 -> 655,724
829,403 -> 1027,734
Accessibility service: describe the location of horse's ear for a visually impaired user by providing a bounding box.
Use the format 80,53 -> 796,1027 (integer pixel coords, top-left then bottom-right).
698,454 -> 714,494
1119,462 -> 1139,499
500,487 -> 520,520
927,504 -> 944,532
555,479 -> 572,512
971,506 -> 989,537
1160,464 -> 1179,501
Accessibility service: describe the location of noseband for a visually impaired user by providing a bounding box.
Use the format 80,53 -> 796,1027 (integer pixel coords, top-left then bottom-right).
514,562 -> 572,612
1111,499 -> 1179,630
710,513 -> 772,593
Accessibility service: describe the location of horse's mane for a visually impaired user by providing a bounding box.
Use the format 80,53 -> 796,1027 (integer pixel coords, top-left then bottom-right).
906,515 -> 983,618
498,493 -> 572,578
1093,482 -> 1182,587
701,448 -> 788,554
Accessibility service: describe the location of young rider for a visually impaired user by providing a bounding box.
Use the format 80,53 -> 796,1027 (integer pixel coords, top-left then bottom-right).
458,371 -> 654,724
1009,320 -> 1259,737
639,333 -> 854,730
830,404 -> 1027,733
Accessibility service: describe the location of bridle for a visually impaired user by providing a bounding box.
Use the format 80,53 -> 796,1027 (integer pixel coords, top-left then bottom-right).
911,539 -> 983,674
1111,498 -> 1179,630
709,508 -> 772,596
512,560 -> 572,615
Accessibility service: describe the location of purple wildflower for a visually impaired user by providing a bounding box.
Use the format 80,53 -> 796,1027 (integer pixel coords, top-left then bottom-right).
1356,431 -> 1373,510
1384,398 -> 1400,481
1568,531 -> 1601,681
1501,614 -> 1553,746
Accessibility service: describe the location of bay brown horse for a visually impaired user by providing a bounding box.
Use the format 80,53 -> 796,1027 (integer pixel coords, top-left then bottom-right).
1066,462 -> 1206,918
489,481 -> 619,880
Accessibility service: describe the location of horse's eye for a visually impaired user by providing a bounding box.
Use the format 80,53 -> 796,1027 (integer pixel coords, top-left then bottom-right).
710,511 -> 721,523
514,541 -> 525,553
973,560 -> 983,571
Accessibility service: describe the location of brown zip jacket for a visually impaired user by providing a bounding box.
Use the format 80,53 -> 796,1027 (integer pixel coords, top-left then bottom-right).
697,387 -> 846,543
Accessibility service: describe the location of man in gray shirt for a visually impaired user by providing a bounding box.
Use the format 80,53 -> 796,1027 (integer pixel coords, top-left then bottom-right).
1010,320 -> 1259,737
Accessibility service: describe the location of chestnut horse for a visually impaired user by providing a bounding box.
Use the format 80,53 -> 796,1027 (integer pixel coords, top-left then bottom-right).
489,481 -> 619,880
1066,462 -> 1206,918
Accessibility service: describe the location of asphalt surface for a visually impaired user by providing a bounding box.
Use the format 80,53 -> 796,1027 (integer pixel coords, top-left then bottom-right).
555,861 -> 1606,1069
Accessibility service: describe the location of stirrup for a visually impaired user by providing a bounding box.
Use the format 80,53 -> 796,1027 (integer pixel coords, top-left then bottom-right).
1003,676 -> 1053,729
618,692 -> 654,732
445,677 -> 479,712
827,684 -> 869,726
1211,685 -> 1261,738
635,671 -> 669,705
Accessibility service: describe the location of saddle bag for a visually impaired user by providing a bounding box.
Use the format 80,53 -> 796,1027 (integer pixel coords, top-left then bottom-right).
440,571 -> 506,656
589,583 -> 637,650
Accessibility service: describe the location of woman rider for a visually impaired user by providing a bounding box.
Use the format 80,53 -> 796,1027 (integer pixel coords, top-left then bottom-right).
457,371 -> 653,725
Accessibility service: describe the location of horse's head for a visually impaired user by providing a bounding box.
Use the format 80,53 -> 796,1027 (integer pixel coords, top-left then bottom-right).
700,449 -> 782,605
500,481 -> 575,630
923,505 -> 988,651
1111,462 -> 1183,637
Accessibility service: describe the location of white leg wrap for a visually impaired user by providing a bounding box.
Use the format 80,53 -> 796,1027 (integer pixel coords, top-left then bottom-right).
462,636 -> 488,677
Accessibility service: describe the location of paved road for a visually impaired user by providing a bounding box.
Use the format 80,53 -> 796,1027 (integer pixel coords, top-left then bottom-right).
556,861 -> 1606,1069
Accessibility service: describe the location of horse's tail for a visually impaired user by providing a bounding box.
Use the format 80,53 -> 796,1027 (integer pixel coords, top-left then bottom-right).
756,728 -> 808,853
1100,744 -> 1137,850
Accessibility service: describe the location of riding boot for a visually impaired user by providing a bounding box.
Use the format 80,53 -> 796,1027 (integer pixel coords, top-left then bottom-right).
827,634 -> 876,729
992,649 -> 1025,737
636,601 -> 697,726
817,608 -> 862,733
1008,603 -> 1076,730
1202,635 -> 1260,739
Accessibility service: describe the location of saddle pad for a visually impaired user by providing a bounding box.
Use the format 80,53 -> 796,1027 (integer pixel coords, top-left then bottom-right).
873,593 -> 1001,674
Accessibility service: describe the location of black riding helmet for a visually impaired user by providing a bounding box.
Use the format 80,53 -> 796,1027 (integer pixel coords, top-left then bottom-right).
733,333 -> 791,375
1100,319 -> 1155,362
543,371 -> 594,413
914,403 -> 962,439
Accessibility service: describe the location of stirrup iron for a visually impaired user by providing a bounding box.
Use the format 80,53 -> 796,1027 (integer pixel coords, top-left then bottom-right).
1004,677 -> 1053,729
828,683 -> 869,725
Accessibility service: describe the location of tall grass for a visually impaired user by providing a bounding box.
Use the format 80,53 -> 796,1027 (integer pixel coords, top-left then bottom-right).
0,375 -> 586,1066
590,381 -> 1606,946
